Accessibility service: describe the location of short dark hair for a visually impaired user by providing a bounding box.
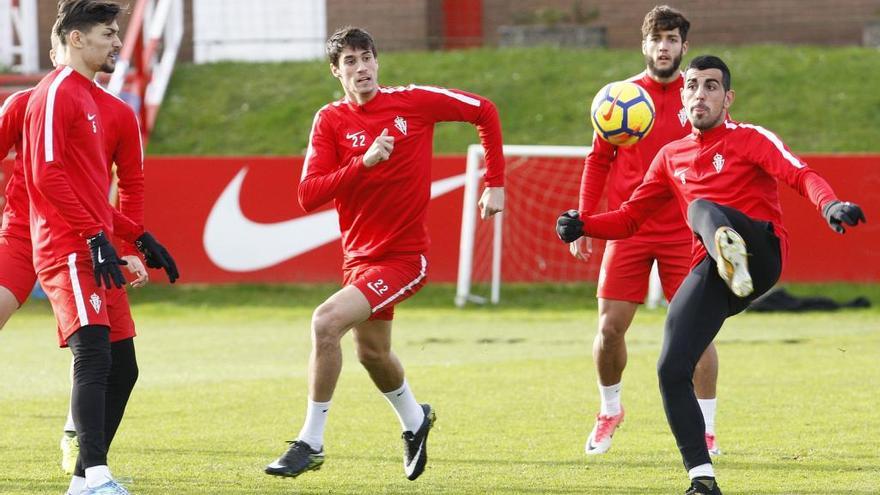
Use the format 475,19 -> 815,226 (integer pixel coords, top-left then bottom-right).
687,55 -> 732,91
326,26 -> 377,67
641,5 -> 690,42
54,0 -> 122,46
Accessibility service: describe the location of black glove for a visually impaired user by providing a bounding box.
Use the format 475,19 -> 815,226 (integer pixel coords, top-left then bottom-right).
86,231 -> 128,289
135,231 -> 179,283
556,209 -> 585,243
822,200 -> 866,234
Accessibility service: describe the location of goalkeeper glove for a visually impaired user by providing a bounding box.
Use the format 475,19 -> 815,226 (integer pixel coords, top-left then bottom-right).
86,232 -> 128,289
556,209 -> 585,243
822,200 -> 866,234
135,232 -> 179,283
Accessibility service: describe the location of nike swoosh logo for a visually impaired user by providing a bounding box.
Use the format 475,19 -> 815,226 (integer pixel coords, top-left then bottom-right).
204,167 -> 469,272
345,130 -> 365,139
97,248 -> 105,263
87,113 -> 96,121
405,441 -> 424,474
602,91 -> 622,121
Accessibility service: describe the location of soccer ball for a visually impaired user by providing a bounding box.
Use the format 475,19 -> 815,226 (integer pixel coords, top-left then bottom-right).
590,81 -> 655,147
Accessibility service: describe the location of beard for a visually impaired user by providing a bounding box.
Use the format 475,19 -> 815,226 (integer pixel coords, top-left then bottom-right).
646,53 -> 682,80
100,61 -> 116,74
690,108 -> 724,131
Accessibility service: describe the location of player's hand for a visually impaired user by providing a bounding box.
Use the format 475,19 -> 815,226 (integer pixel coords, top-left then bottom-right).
479,187 -> 504,219
135,232 -> 179,283
823,200 -> 866,234
569,236 -> 593,261
556,209 -> 584,243
363,128 -> 394,168
86,231 -> 128,289
122,255 -> 148,288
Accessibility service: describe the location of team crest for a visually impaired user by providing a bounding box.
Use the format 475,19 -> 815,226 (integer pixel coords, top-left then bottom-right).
678,107 -> 688,127
89,293 -> 102,313
394,116 -> 407,135
712,153 -> 725,173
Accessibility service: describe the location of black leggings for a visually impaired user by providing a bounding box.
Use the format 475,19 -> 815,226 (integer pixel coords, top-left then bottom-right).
658,199 -> 782,471
67,327 -> 138,475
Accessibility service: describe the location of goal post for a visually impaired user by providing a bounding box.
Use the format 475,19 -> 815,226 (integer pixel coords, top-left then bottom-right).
455,144 -> 664,308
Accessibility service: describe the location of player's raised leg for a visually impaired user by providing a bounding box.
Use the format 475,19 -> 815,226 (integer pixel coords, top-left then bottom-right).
265,285 -> 370,478
353,320 -> 434,480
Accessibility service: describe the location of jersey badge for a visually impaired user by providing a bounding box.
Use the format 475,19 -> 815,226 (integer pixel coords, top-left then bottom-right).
677,108 -> 688,127
712,153 -> 724,173
394,116 -> 407,135
89,293 -> 102,313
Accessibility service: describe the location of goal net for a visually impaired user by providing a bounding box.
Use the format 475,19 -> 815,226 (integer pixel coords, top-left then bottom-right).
455,144 -> 663,308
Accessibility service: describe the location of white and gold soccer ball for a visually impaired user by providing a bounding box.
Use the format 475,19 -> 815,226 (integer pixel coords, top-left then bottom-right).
590,81 -> 655,147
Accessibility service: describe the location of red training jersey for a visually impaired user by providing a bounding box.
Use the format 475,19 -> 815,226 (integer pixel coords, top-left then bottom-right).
582,119 -> 839,269
299,84 -> 505,261
95,85 -> 145,255
0,88 -> 34,241
3,79 -> 144,263
22,66 -> 142,271
580,72 -> 692,242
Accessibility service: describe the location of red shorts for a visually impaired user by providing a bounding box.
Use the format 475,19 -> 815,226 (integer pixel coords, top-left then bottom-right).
343,254 -> 428,321
597,238 -> 692,303
0,233 -> 37,305
38,253 -> 136,347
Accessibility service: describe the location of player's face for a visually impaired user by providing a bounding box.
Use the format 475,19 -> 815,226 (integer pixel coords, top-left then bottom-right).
331,47 -> 379,103
681,68 -> 735,131
79,21 -> 122,73
642,28 -> 688,81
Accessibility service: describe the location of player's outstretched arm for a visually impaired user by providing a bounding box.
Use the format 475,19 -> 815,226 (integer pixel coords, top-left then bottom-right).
822,201 -> 866,234
478,186 -> 504,219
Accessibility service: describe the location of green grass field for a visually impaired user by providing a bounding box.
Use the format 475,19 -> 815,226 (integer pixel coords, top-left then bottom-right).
1,284 -> 878,494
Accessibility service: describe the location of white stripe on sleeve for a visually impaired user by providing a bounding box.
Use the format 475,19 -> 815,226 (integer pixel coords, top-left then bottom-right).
740,123 -> 804,169
410,85 -> 481,107
44,67 -> 74,163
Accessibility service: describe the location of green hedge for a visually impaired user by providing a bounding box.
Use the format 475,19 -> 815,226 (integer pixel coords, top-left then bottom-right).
148,45 -> 880,155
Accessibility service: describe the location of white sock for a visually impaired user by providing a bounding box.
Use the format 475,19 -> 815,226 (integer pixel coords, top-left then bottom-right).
64,408 -> 76,433
688,462 -> 715,479
383,379 -> 425,433
67,475 -> 86,495
84,465 -> 112,488
598,381 -> 622,416
698,398 -> 717,435
297,399 -> 330,451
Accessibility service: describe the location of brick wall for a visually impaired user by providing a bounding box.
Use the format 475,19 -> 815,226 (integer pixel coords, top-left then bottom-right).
482,0 -> 880,47
31,0 -> 880,71
326,0 -> 444,52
